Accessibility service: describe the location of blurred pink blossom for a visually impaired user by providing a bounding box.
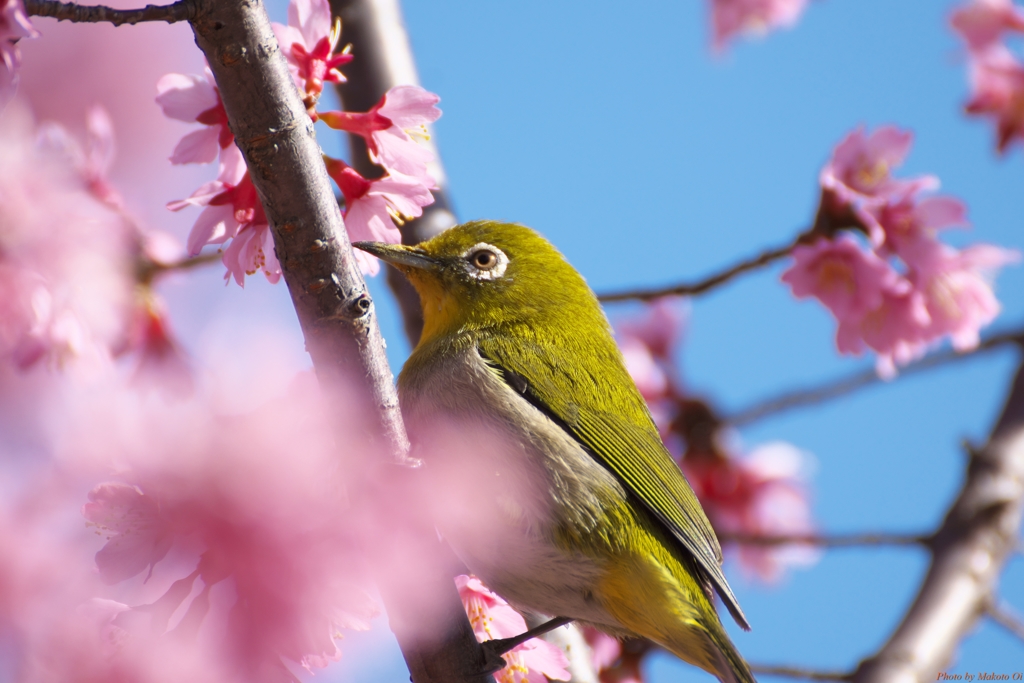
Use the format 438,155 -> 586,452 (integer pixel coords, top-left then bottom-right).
580,626 -> 644,683
868,194 -> 969,256
156,70 -> 233,164
0,102 -> 136,370
615,298 -> 687,411
168,145 -> 279,285
114,295 -> 194,397
963,46 -> 1024,153
457,575 -> 571,683
272,0 -> 352,101
0,0 -> 37,104
951,0 -> 1024,50
320,85 -> 441,181
683,442 -> 818,582
834,286 -> 932,378
710,0 -> 808,51
37,104 -> 124,208
67,372 -> 379,682
910,241 -> 1020,352
324,157 -> 434,275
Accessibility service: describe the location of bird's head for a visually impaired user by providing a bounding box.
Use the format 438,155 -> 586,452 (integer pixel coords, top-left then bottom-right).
354,220 -> 599,346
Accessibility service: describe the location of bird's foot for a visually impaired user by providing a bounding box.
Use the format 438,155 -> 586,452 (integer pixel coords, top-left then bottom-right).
478,616 -> 574,675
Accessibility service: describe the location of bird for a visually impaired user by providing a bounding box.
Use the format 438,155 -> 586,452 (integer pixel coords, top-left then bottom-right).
355,220 -> 755,683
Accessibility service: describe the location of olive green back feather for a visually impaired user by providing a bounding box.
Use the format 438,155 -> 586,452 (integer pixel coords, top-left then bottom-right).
401,221 -> 749,631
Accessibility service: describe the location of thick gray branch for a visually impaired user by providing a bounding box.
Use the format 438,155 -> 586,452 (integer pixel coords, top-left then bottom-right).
853,347 -> 1024,683
184,2 -> 490,681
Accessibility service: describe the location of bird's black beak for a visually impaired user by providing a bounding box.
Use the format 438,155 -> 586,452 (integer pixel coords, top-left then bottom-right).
352,242 -> 441,271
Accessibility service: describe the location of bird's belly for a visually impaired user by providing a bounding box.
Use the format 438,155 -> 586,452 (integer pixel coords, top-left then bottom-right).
401,346 -> 632,628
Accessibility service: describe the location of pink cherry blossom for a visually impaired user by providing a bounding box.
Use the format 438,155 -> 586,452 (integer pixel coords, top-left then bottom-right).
951,0 -> 1024,51
615,298 -> 687,410
320,85 -> 441,180
868,194 -> 969,257
272,0 -> 353,100
0,0 -> 38,104
682,442 -> 818,582
710,0 -> 809,51
457,574 -> 571,683
168,145 -> 279,285
909,241 -> 1020,352
156,70 -> 233,164
820,126 -> 938,208
835,286 -> 932,378
781,235 -> 907,322
324,157 -> 435,275
963,46 -> 1024,153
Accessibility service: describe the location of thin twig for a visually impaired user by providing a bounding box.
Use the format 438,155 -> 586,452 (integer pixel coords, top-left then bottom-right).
750,664 -> 853,681
24,0 -> 192,25
727,327 -> 1024,427
718,531 -> 931,548
986,600 -> 1024,644
139,251 -> 222,284
597,241 -> 798,303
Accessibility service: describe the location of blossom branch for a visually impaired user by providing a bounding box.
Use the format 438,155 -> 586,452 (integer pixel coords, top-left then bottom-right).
852,357 -> 1024,682
182,2 -> 492,682
718,531 -> 931,548
985,599 -> 1024,644
330,0 -> 457,345
24,0 -> 192,25
138,251 -> 221,283
749,664 -> 853,681
727,327 -> 1024,427
597,239 -> 800,303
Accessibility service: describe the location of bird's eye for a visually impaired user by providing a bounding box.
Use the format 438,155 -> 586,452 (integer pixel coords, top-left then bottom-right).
471,249 -> 499,270
461,242 -> 508,280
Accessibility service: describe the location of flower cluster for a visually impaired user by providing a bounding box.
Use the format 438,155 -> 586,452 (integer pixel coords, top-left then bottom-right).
0,0 -> 37,105
710,0 -> 809,51
457,575 -> 570,683
70,372 -> 379,682
161,0 -> 441,283
951,0 -> 1024,153
615,300 -> 818,581
784,125 -> 1018,376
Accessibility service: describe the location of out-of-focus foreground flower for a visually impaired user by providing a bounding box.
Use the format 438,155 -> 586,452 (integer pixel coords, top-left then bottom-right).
0,0 -> 38,104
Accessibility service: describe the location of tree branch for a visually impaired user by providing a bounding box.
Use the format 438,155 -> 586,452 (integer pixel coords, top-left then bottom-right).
183,2 -> 491,682
597,240 -> 798,303
750,664 -> 853,681
718,532 -> 931,549
852,354 -> 1024,682
331,0 -> 457,346
24,0 -> 192,25
727,327 -> 1024,427
985,599 -> 1024,644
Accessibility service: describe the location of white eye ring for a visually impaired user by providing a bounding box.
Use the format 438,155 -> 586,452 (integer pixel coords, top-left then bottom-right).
461,242 -> 509,280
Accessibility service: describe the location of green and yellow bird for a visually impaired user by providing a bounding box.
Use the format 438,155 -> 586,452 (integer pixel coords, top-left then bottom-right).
355,221 -> 754,683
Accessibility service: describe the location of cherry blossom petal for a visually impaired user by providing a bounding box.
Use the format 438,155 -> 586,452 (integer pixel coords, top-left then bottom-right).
169,126 -> 221,165
155,72 -> 220,122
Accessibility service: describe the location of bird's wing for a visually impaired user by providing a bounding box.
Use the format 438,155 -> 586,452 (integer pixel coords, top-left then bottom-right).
477,336 -> 750,630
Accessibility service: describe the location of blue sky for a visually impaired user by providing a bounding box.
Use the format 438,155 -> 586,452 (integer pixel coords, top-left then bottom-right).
305,0 -> 1024,679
